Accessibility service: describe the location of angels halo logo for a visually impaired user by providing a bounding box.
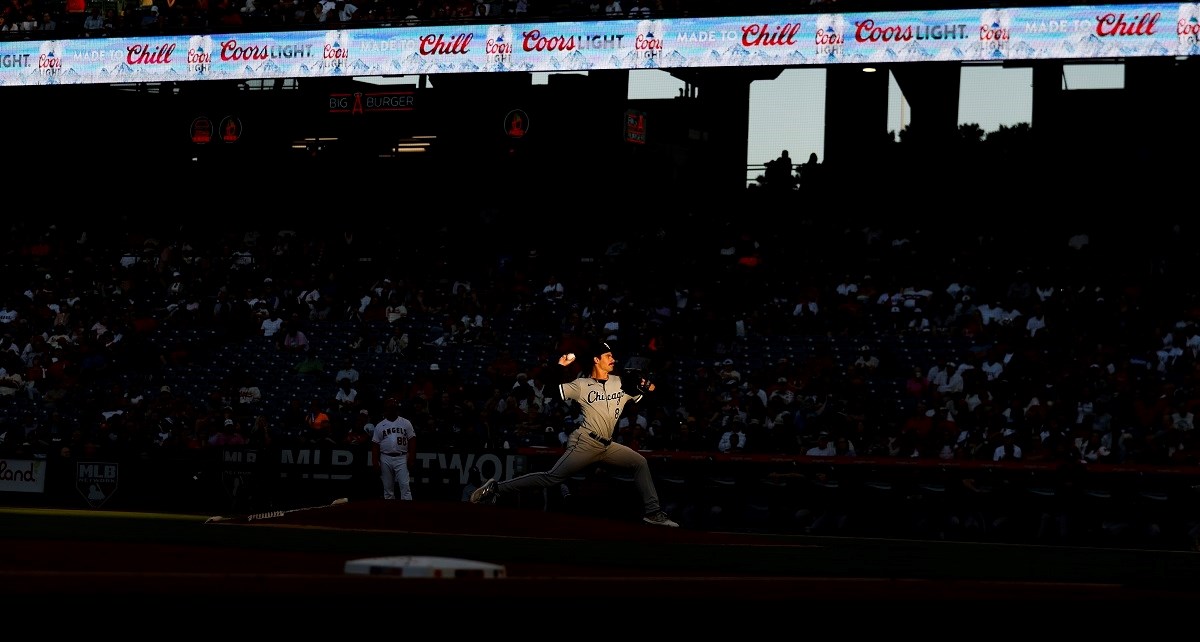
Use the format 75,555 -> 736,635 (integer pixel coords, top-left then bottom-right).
76,461 -> 119,509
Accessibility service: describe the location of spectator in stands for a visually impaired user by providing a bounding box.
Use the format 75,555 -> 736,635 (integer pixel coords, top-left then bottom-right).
980,351 -> 1005,382
334,378 -> 361,416
935,361 -> 965,396
334,357 -> 359,386
304,401 -> 332,440
798,152 -> 821,194
260,309 -> 284,338
236,374 -> 263,415
853,345 -> 880,372
338,0 -> 359,22
82,6 -> 105,34
1168,403 -> 1195,434
0,300 -> 18,327
1076,431 -> 1110,463
385,297 -> 408,325
834,435 -> 856,457
719,429 -> 742,453
541,274 -> 565,303
222,417 -> 251,445
278,317 -> 309,353
716,358 -> 741,387
297,0 -> 321,22
101,7 -> 119,32
0,360 -> 25,398
992,431 -> 1023,461
763,149 -> 796,193
806,431 -> 836,456
293,352 -> 325,376
385,327 -> 409,355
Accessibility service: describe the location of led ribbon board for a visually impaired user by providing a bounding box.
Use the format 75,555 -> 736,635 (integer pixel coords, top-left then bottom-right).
5,3 -> 1197,87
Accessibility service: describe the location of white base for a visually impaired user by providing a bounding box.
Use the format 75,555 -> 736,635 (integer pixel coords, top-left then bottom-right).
344,556 -> 506,578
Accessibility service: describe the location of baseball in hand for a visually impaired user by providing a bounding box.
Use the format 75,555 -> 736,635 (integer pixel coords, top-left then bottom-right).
567,353 -> 575,361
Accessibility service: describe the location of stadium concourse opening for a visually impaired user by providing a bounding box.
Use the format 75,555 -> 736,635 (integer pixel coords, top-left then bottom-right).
17,56 -> 1197,203
19,71 -> 724,197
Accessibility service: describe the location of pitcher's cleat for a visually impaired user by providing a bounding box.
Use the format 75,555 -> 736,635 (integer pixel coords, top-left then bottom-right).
470,478 -> 498,505
643,511 -> 679,527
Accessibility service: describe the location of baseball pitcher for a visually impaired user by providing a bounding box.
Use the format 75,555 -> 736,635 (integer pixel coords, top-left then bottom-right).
471,339 -> 678,527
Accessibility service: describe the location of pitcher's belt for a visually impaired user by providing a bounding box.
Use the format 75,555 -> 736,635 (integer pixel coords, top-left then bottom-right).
587,432 -> 612,446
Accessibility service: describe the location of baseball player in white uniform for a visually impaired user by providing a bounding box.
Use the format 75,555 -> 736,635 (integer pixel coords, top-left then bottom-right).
371,400 -> 417,500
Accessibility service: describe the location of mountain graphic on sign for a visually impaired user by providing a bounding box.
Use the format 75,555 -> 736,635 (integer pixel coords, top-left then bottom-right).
717,44 -> 753,65
399,52 -> 435,74
895,39 -> 931,61
661,50 -> 687,68
1009,40 -> 1035,58
783,50 -> 808,64
750,50 -> 785,66
560,49 -> 593,71
935,45 -> 966,61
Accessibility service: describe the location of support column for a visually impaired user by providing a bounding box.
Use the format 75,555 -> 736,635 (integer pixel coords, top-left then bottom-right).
823,64 -> 891,182
1029,61 -> 1063,148
1123,57 -> 1177,173
587,69 -> 630,147
670,67 -> 782,196
889,62 -> 961,146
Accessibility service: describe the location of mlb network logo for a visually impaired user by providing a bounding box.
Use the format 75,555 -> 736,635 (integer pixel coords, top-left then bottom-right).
76,462 -> 119,509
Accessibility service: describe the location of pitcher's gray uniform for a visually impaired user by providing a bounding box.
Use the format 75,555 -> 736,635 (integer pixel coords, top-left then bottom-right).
372,405 -> 416,500
471,340 -> 678,526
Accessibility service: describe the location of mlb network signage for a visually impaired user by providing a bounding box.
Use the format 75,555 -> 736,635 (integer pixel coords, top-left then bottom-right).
1,2 -> 1198,87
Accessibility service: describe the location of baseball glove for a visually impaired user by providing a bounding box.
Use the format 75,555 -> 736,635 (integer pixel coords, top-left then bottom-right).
621,370 -> 653,396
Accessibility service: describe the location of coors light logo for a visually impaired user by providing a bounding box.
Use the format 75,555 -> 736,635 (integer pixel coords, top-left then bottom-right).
1179,3 -> 1200,54
634,19 -> 665,65
978,9 -> 1012,58
520,29 -> 583,69
484,24 -> 514,70
814,14 -> 848,60
37,41 -> 63,84
323,30 -> 350,73
520,28 -> 576,53
187,35 -> 214,77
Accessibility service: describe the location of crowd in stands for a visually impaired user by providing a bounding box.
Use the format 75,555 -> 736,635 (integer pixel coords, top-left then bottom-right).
1,195 -> 1197,483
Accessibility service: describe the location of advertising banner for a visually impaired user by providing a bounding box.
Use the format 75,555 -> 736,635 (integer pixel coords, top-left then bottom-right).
0,3 -> 1195,87
0,458 -> 46,493
76,461 -> 118,508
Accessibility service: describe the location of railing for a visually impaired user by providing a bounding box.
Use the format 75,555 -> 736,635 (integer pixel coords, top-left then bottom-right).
8,445 -> 1200,547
